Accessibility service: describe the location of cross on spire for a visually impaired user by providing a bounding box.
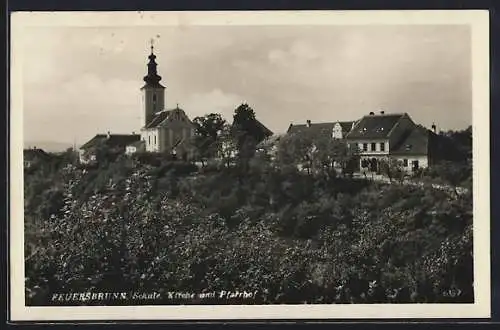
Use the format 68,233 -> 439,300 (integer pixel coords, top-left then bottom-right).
150,38 -> 155,54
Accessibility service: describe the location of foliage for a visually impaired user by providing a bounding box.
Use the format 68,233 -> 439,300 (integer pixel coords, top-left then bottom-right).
192,113 -> 227,166
25,151 -> 473,305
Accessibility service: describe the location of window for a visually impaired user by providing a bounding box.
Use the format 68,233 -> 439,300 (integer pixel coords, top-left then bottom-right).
412,160 -> 419,171
149,136 -> 151,145
380,142 -> 385,152
403,159 -> 408,167
363,143 -> 368,151
371,142 -> 376,151
154,135 -> 156,145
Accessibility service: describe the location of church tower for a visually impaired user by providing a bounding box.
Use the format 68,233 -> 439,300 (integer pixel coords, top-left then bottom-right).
141,41 -> 165,128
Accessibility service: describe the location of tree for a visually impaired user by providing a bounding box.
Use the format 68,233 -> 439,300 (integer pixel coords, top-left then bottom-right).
379,157 -> 405,183
217,123 -> 238,168
232,103 -> 268,150
231,103 -> 269,172
192,113 -> 227,166
276,130 -> 316,175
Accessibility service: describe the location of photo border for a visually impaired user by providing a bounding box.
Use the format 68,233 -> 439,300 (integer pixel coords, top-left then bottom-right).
8,9 -> 491,322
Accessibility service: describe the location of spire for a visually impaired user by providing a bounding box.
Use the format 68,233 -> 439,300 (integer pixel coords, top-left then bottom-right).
143,38 -> 164,88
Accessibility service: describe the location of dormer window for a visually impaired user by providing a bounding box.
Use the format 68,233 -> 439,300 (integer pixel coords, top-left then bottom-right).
405,144 -> 412,150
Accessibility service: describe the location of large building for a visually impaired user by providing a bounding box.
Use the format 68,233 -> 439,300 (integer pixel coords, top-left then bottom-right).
79,44 -> 196,163
287,111 -> 444,174
287,120 -> 355,139
344,111 -> 431,172
138,45 -> 196,159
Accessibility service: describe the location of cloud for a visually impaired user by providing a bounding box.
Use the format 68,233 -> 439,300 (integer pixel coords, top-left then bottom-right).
182,89 -> 243,121
268,40 -> 320,66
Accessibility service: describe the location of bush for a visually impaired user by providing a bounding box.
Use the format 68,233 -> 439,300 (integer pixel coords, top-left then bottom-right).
24,154 -> 473,305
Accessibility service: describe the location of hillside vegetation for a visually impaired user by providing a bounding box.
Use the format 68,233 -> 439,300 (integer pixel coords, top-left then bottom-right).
24,152 -> 473,305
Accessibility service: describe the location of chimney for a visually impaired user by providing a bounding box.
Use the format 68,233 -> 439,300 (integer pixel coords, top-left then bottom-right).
306,120 -> 311,127
369,112 -> 375,115
107,131 -> 111,139
431,123 -> 437,133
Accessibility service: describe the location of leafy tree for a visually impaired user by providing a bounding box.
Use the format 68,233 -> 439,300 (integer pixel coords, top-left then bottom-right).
192,113 -> 227,166
216,123 -> 238,168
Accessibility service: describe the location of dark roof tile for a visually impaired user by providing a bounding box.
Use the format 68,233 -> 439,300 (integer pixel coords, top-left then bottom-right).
391,126 -> 433,155
80,134 -> 140,150
345,113 -> 406,139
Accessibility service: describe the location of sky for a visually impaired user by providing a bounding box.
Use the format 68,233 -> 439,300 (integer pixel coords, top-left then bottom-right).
20,23 -> 472,147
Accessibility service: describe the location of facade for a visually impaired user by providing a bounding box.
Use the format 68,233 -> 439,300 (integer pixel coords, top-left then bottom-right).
345,111 -> 433,173
141,107 -> 196,159
287,111 -> 438,174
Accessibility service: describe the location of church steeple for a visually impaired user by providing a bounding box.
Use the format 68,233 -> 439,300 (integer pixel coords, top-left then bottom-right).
143,39 -> 164,88
140,39 -> 166,128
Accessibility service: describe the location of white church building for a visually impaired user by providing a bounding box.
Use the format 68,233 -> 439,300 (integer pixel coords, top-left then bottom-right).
79,44 -> 196,163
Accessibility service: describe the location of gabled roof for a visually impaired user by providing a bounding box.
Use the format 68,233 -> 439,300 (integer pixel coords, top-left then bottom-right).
144,107 -> 194,129
80,134 -> 140,150
230,118 -> 273,139
287,120 -> 355,137
287,122 -> 336,135
338,121 -> 355,133
256,119 -> 274,137
345,113 -> 407,139
144,109 -> 175,129
390,125 -> 434,155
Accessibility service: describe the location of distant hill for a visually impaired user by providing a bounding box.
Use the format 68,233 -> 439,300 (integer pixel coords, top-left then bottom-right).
24,141 -> 74,153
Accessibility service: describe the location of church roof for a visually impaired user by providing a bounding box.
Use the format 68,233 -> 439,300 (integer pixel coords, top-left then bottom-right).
144,109 -> 174,129
80,134 -> 141,150
345,113 -> 408,139
144,107 -> 193,129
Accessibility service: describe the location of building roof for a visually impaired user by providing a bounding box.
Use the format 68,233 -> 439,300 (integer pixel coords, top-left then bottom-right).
287,122 -> 335,135
256,119 -> 274,137
390,126 -> 434,156
287,120 -> 355,137
80,134 -> 141,150
144,107 -> 194,129
338,121 -> 355,133
230,118 -> 273,140
144,109 -> 174,129
345,113 -> 408,139
24,148 -> 50,160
